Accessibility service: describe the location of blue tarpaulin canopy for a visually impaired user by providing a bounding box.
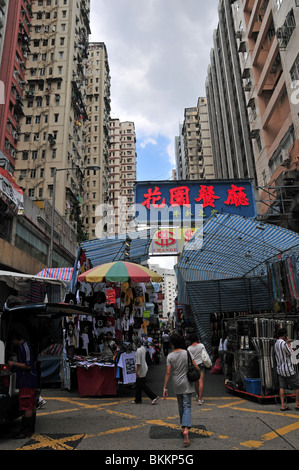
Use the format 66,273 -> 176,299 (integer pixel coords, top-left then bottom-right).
175,213 -> 299,356
176,213 -> 299,283
69,229 -> 156,292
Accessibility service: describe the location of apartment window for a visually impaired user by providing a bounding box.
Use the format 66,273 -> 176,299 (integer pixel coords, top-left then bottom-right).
290,54 -> 299,81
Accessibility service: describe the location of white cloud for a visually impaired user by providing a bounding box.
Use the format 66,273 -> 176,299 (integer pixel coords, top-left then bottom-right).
140,138 -> 158,149
89,0 -> 219,168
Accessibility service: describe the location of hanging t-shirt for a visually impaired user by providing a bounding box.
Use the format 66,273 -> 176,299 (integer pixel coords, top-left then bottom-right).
117,352 -> 136,384
124,288 -> 133,306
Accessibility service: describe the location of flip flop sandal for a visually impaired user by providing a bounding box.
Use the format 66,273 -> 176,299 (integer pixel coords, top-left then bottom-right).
280,407 -> 291,411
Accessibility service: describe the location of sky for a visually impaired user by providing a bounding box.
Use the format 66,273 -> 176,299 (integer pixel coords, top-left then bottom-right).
90,0 -> 219,181
89,0 -> 220,269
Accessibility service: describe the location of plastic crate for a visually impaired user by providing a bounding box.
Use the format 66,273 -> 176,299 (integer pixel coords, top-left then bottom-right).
244,378 -> 261,395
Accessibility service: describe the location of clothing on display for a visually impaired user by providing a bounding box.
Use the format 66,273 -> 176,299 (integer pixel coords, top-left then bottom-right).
61,253 -> 162,395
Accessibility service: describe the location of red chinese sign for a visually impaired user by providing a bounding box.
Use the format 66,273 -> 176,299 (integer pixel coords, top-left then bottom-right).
224,185 -> 249,207
141,187 -> 165,209
135,180 -> 256,223
195,185 -> 220,208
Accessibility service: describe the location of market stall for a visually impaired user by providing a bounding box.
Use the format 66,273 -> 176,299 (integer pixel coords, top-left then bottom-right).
62,260 -> 162,396
224,314 -> 299,401
175,213 -> 299,400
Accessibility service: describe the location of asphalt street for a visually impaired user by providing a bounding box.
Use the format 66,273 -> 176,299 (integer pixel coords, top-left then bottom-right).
0,354 -> 299,457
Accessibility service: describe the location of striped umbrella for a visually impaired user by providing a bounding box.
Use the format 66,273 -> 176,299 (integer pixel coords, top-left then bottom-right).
77,261 -> 163,284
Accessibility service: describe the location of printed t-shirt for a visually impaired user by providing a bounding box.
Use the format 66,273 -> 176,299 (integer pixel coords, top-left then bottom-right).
118,352 -> 136,384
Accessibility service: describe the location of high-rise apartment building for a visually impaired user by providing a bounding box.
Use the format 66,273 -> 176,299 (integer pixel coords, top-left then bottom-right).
197,97 -> 214,179
175,124 -> 186,180
180,98 -> 214,180
0,0 -> 10,66
232,0 -> 299,228
0,0 -> 33,173
205,0 -> 256,183
108,119 -> 137,236
83,42 -> 111,240
14,0 -> 91,223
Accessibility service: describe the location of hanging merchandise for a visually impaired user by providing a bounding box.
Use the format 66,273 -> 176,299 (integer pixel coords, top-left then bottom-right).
224,314 -> 299,401
117,350 -> 136,385
267,257 -> 299,312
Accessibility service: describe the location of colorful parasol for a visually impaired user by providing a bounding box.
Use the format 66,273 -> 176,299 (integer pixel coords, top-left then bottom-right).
77,261 -> 163,284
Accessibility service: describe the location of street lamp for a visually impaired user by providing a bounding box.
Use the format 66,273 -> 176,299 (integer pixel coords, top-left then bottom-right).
48,165 -> 101,267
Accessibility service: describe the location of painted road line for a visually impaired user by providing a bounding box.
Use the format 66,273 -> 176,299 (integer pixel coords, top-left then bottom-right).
240,420 -> 299,449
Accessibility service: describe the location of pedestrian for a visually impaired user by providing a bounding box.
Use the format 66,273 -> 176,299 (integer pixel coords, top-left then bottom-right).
101,331 -> 116,359
162,331 -> 170,356
274,328 -> 299,411
163,332 -> 200,447
8,330 -> 39,438
187,333 -> 206,405
132,337 -> 159,405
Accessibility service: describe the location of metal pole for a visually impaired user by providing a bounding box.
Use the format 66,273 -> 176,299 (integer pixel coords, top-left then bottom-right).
48,167 -> 57,267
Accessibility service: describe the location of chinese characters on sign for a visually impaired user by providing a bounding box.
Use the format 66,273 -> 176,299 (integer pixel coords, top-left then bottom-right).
143,184 -> 249,210
135,180 -> 256,225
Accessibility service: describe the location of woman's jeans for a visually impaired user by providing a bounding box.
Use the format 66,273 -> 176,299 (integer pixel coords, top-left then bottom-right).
176,393 -> 192,428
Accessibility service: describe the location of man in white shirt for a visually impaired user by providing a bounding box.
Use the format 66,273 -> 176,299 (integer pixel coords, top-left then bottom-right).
274,328 -> 299,411
132,337 -> 159,405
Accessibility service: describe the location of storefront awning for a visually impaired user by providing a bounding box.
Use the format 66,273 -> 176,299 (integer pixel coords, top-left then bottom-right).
176,213 -> 299,282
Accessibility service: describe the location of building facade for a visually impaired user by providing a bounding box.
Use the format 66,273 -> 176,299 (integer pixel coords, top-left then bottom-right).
0,0 -> 10,67
0,0 -> 33,173
149,264 -> 177,319
108,119 -> 137,236
14,0 -> 91,226
205,0 -> 257,183
232,0 -> 299,229
83,42 -> 111,240
180,98 -> 214,181
175,124 -> 186,180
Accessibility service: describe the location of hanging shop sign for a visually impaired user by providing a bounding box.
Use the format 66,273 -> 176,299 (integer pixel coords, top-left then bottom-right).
151,227 -> 199,256
0,168 -> 24,214
134,179 -> 256,225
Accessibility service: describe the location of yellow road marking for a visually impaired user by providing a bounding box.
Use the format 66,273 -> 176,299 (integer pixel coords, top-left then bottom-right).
17,433 -> 85,451
241,419 -> 299,449
33,394 -> 299,451
217,399 -> 245,408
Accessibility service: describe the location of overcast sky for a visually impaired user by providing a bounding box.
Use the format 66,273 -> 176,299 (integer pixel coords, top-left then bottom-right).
90,0 -> 219,182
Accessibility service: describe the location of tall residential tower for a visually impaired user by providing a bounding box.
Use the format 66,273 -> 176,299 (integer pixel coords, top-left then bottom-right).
15,0 -> 91,225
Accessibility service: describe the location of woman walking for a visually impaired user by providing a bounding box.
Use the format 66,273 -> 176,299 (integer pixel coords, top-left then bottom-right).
187,333 -> 206,405
163,332 -> 200,447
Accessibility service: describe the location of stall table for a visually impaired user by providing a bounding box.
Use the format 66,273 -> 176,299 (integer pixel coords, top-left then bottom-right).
77,363 -> 117,397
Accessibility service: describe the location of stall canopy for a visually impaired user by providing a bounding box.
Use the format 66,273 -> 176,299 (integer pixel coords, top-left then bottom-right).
36,268 -> 74,282
70,229 -> 156,292
0,270 -> 69,305
79,229 -> 155,266
175,213 -> 299,355
176,213 -> 299,283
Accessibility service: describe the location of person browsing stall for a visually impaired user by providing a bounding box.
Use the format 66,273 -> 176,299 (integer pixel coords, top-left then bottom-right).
274,328 -> 299,411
